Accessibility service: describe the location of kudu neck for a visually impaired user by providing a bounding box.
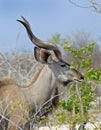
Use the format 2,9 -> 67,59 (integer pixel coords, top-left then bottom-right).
21,64 -> 56,88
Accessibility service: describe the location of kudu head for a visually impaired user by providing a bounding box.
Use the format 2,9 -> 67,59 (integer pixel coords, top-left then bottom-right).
17,16 -> 84,84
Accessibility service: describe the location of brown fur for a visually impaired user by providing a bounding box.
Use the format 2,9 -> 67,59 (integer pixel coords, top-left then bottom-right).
0,79 -> 27,130
0,77 -> 59,130
0,78 -> 17,87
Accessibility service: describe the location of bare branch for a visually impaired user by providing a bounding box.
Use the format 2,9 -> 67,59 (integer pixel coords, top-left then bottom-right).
75,83 -> 84,115
0,97 -> 24,130
68,0 -> 92,8
68,0 -> 101,13
34,92 -> 64,119
0,114 -> 23,130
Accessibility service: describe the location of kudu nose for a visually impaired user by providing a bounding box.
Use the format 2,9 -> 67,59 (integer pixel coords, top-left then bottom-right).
77,74 -> 84,82
73,71 -> 84,82
81,75 -> 84,80
79,75 -> 84,82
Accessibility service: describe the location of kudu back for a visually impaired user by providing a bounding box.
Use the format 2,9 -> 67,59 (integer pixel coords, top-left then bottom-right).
0,16 -> 84,130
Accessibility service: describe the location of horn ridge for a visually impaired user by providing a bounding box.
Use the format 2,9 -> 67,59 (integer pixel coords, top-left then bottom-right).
17,16 -> 62,59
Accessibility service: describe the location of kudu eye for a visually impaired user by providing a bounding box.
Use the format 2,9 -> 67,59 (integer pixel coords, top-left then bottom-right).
60,64 -> 66,67
58,61 -> 70,69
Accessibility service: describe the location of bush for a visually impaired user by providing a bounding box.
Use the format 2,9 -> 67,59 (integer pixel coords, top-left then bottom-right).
48,34 -> 101,129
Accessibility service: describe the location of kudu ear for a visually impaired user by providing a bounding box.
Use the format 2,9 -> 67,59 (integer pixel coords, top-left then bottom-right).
34,47 -> 52,64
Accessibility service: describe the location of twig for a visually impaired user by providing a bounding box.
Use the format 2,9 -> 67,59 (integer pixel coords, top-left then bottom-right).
68,0 -> 101,13
34,92 -> 64,118
75,83 -> 84,115
0,114 -> 23,130
68,0 -> 92,8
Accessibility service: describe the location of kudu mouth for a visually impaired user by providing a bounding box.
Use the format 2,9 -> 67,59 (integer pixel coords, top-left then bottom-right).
73,77 -> 84,82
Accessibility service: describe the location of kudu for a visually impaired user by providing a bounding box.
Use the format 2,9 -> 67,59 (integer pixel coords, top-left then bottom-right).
0,16 -> 84,130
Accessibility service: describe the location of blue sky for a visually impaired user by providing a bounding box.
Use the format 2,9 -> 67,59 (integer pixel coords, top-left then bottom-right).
0,0 -> 101,52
